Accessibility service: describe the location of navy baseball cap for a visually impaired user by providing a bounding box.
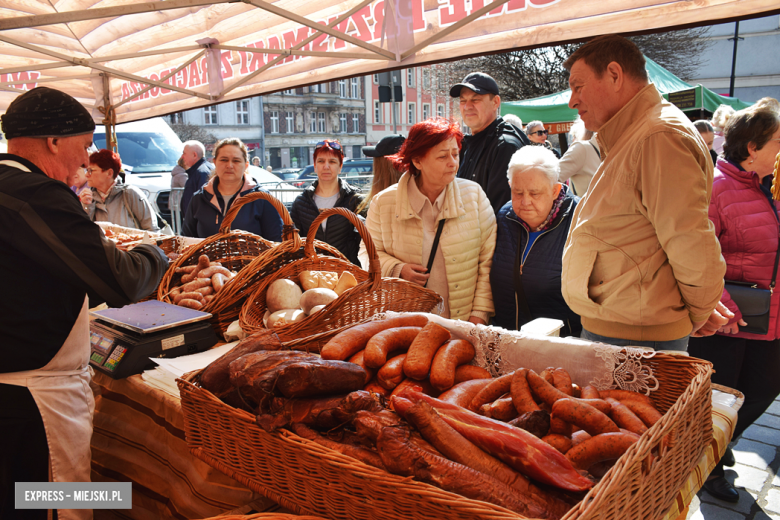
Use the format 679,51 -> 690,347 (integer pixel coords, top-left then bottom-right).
450,72 -> 500,98
362,134 -> 405,157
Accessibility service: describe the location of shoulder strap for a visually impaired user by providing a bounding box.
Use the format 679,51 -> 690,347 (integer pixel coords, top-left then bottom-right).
590,142 -> 601,160
423,219 -> 446,289
121,187 -> 142,229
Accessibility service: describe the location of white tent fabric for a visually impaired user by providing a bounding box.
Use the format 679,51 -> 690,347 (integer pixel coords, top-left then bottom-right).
0,0 -> 776,123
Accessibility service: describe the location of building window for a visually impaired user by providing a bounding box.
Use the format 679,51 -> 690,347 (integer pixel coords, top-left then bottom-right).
286,111 -> 294,134
236,100 -> 249,125
407,102 -> 415,125
170,112 -> 184,125
407,68 -> 414,88
437,103 -> 445,118
310,84 -> 319,93
352,114 -> 359,133
320,83 -> 328,93
317,112 -> 326,133
422,69 -> 430,89
309,111 -> 317,133
422,103 -> 430,121
270,111 -> 279,133
374,100 -> 382,124
204,106 -> 217,125
339,80 -> 347,98
373,74 -> 379,84
340,113 -> 348,133
351,78 -> 360,99
283,89 -> 295,95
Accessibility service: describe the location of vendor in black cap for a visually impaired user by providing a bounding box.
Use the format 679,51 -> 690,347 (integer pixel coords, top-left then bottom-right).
451,72 -> 530,213
356,133 -> 405,215
0,87 -> 168,520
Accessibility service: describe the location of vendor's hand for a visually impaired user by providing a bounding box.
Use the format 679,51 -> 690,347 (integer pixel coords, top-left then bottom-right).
691,301 -> 734,337
400,263 -> 430,286
718,318 -> 747,335
468,316 -> 486,326
79,189 -> 92,206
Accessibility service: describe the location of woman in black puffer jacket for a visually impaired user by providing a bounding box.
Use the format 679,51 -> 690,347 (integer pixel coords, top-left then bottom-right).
290,140 -> 364,265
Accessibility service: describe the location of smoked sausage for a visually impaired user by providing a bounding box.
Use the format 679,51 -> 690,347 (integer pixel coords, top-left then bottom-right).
403,321 -> 451,380
429,339 -> 476,391
364,327 -> 421,368
321,315 -> 429,361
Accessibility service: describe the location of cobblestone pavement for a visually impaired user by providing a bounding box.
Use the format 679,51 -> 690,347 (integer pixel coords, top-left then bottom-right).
687,396 -> 780,520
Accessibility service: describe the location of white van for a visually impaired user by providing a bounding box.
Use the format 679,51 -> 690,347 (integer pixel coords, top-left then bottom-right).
94,117 -> 182,223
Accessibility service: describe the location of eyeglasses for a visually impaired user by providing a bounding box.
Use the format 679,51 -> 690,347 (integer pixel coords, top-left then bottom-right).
315,140 -> 342,152
530,130 -> 549,136
86,167 -> 101,175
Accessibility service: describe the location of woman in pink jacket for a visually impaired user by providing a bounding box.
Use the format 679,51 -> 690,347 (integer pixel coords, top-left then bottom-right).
689,99 -> 780,502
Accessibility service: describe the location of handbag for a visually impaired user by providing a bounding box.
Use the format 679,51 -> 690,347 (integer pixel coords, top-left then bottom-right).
723,235 -> 780,335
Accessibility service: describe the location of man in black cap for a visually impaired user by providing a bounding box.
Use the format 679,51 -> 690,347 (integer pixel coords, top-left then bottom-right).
451,72 -> 530,213
0,87 -> 168,520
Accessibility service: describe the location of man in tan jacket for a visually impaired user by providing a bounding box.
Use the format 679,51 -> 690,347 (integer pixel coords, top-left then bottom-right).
561,35 -> 729,350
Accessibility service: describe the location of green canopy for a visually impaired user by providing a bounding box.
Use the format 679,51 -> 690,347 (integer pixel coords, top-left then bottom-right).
501,57 -> 752,127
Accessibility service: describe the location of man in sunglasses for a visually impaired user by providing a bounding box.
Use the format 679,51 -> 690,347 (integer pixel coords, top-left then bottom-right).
525,121 -> 561,158
451,72 -> 530,213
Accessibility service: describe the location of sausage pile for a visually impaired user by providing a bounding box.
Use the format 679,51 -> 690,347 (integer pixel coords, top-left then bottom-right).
197,317 -> 665,519
320,316 -> 492,398
442,366 -> 663,477
168,254 -> 237,309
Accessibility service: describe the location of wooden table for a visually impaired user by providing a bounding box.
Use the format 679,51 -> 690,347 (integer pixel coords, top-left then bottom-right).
90,372 -> 278,520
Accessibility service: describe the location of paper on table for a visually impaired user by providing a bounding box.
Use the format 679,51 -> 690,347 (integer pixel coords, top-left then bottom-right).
150,342 -> 238,377
140,342 -> 239,398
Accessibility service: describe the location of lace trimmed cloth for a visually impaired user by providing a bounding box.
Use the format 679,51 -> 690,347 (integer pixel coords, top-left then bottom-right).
379,311 -> 661,395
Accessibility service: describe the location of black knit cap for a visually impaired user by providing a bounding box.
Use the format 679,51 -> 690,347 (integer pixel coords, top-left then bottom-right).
1,87 -> 95,140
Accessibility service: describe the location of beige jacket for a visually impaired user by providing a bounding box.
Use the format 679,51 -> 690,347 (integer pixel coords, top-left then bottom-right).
562,84 -> 726,341
359,173 -> 496,321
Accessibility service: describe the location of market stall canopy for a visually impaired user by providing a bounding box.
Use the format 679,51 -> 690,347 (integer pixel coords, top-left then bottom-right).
0,0 -> 774,123
501,57 -> 754,130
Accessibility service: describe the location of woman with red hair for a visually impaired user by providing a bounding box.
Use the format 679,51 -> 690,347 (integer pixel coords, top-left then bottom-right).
80,149 -> 159,231
359,119 -> 497,323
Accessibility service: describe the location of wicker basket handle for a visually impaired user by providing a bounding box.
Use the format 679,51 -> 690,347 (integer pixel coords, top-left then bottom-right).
303,207 -> 381,290
219,189 -> 299,244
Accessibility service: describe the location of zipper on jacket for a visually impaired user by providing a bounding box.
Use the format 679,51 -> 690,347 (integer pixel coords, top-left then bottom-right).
513,215 -> 566,330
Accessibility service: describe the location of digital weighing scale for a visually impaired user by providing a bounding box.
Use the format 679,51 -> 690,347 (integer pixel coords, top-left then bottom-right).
89,300 -> 218,379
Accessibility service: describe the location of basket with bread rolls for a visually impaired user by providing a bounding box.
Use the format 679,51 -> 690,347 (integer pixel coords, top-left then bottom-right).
239,207 -> 443,350
159,191 -> 346,335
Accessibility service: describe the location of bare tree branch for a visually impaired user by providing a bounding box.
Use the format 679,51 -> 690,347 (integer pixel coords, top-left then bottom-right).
435,27 -> 711,102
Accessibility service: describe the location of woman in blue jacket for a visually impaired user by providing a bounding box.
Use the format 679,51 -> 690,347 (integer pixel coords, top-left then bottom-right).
490,145 -> 581,336
183,138 -> 283,240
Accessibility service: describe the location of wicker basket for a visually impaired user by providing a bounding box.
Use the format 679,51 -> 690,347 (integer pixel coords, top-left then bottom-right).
178,327 -> 713,520
239,207 -> 443,341
157,191 -> 287,333
177,191 -> 348,334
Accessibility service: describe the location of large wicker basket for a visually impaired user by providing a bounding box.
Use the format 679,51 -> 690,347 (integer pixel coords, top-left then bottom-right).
158,191 -> 288,333
239,207 -> 443,341
177,325 -> 713,520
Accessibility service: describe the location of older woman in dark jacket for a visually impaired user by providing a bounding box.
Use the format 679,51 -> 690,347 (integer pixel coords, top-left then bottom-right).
490,145 -> 581,336
290,140 -> 364,265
